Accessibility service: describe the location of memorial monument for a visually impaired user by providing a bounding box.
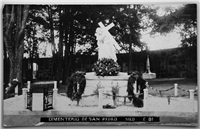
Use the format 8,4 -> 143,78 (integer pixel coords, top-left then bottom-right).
87,21 -> 126,77
85,22 -> 129,105
142,55 -> 156,79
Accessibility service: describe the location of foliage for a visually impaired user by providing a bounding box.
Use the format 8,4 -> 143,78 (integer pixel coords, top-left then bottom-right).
112,5 -> 144,51
3,4 -> 159,85
112,84 -> 119,95
112,84 -> 119,100
93,58 -> 121,76
65,5 -> 153,54
3,5 -> 30,86
150,4 -> 197,48
24,5 -> 50,58
93,82 -> 103,97
65,72 -> 86,101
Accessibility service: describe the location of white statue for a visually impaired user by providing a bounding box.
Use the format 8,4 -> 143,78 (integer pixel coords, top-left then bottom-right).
95,22 -> 120,62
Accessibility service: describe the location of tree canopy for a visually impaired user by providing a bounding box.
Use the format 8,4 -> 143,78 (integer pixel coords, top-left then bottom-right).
4,4 -> 197,86
150,4 -> 197,48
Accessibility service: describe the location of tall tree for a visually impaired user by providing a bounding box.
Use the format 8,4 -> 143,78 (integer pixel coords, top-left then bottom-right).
55,5 -> 64,85
111,5 -> 148,72
48,5 -> 57,56
24,5 -> 50,81
149,4 -> 197,76
150,4 -> 197,52
3,5 -> 30,89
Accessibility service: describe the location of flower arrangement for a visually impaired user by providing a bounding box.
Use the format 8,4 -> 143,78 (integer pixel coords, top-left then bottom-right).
112,84 -> 119,106
93,82 -> 103,97
112,84 -> 119,97
93,58 -> 121,76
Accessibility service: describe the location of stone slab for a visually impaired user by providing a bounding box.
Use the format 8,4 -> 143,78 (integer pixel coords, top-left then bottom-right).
32,93 -> 43,111
142,73 -> 156,79
86,72 -> 129,80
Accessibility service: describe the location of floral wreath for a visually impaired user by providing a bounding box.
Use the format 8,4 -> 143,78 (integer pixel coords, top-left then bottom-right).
93,58 -> 121,76
66,72 -> 86,101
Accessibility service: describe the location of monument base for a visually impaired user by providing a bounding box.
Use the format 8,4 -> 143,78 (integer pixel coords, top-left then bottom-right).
142,72 -> 156,79
85,72 -> 129,88
85,72 -> 129,103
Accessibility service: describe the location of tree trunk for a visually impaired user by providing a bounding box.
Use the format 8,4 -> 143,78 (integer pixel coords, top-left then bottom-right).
48,5 -> 57,81
67,18 -> 75,77
3,41 -> 9,84
128,5 -> 133,74
8,43 -> 24,94
62,7 -> 69,84
3,5 -> 30,94
63,7 -> 74,84
56,6 -> 64,85
62,21 -> 70,84
48,5 -> 56,56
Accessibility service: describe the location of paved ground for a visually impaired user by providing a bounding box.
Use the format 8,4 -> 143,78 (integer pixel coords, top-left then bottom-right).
3,77 -> 198,127
3,92 -> 198,112
3,92 -> 198,127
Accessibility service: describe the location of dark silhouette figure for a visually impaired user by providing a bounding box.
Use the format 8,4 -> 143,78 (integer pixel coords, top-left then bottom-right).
127,72 -> 147,108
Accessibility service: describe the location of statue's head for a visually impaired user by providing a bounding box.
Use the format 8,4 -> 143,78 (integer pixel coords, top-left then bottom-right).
95,27 -> 103,35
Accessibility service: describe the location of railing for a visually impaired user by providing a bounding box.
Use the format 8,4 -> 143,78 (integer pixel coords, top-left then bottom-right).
97,83 -> 198,109
21,80 -> 197,110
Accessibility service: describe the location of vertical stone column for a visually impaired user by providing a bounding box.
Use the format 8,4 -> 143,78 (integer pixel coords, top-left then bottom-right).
27,81 -> 31,91
98,89 -> 104,109
189,89 -> 194,100
22,88 -> 28,110
174,83 -> 178,96
143,89 -> 148,109
54,81 -> 57,89
15,85 -> 18,97
133,81 -> 137,94
53,81 -> 58,110
189,89 -> 195,111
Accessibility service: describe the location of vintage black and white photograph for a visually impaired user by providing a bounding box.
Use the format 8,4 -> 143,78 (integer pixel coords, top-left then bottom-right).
2,2 -> 198,127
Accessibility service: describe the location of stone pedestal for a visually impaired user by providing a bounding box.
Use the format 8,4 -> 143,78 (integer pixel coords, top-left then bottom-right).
143,89 -> 148,109
22,88 -> 28,110
85,72 -> 129,87
85,72 -> 129,102
174,83 -> 178,96
15,85 -> 18,97
53,88 -> 58,110
142,72 -> 156,79
32,93 -> 43,111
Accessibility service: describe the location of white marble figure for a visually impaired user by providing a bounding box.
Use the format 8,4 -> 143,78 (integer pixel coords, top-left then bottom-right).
95,22 -> 120,62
